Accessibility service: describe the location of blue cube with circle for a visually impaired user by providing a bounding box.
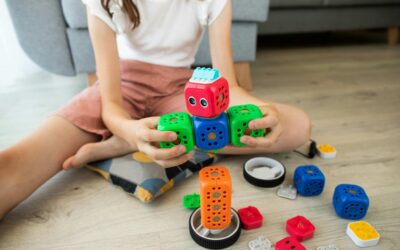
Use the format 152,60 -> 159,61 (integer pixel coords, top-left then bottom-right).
294,165 -> 325,196
193,113 -> 229,150
333,184 -> 369,220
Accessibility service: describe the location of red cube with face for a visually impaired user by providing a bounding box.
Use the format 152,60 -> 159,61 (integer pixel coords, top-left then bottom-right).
184,68 -> 229,118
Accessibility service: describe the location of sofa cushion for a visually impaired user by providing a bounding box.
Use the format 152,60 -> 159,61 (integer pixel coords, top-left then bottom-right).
62,0 -> 268,29
270,0 -> 324,8
324,0 -> 400,6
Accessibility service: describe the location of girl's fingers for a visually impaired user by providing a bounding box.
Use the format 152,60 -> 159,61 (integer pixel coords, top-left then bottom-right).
157,152 -> 193,168
143,116 -> 161,129
241,125 -> 283,148
249,116 -> 278,130
140,143 -> 186,161
140,128 -> 177,142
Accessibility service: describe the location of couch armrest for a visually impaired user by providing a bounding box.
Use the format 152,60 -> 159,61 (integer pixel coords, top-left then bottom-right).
5,0 -> 76,76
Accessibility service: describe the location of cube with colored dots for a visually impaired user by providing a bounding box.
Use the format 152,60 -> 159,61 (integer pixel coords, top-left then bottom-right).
317,144 -> 337,159
227,104 -> 265,146
183,193 -> 200,209
333,184 -> 369,220
346,221 -> 380,247
294,165 -> 325,196
192,113 -> 229,151
185,67 -> 229,118
157,112 -> 195,153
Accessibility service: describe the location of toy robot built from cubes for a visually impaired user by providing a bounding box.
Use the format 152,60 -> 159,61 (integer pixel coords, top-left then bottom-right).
157,67 -> 264,152
189,166 -> 241,249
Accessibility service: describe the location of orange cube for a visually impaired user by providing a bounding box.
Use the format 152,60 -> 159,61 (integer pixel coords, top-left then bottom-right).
199,166 -> 232,229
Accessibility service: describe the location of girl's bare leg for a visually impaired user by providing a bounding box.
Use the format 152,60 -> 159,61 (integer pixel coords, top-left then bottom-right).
0,116 -> 99,219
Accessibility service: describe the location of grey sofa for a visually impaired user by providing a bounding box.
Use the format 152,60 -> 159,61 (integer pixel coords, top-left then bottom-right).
259,0 -> 400,43
6,0 -> 268,80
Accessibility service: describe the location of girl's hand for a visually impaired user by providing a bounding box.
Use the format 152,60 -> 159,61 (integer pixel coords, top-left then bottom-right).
125,117 -> 193,168
238,104 -> 283,149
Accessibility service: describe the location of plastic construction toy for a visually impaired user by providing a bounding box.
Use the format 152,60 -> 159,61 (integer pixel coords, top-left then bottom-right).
243,157 -> 286,188
189,166 -> 241,249
275,236 -> 305,250
316,244 -> 339,250
294,165 -> 325,196
185,67 -> 229,118
317,144 -> 337,159
183,193 -> 200,209
193,113 -> 229,150
238,206 -> 263,230
333,184 -> 369,220
248,236 -> 272,250
157,112 -> 195,153
277,184 -> 297,200
346,221 -> 380,248
228,104 -> 265,146
286,215 -> 316,242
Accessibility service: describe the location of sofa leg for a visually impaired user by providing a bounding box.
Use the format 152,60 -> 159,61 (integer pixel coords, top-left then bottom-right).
87,72 -> 98,86
387,27 -> 399,46
234,62 -> 253,91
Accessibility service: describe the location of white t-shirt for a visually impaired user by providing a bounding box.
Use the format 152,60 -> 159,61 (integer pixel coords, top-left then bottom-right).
82,0 -> 227,68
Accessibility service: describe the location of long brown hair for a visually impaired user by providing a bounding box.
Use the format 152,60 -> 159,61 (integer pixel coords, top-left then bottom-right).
101,0 -> 140,29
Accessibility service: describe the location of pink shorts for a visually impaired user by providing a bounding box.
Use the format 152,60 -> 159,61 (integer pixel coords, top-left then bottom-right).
56,60 -> 193,139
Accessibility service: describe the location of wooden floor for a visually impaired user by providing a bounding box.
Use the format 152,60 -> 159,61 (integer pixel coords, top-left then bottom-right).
1,37 -> 400,249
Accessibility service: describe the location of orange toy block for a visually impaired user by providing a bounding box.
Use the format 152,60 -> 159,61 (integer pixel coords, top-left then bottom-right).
199,166 -> 232,229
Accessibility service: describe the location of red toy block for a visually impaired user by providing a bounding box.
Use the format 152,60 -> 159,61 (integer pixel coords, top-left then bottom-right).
275,236 -> 305,250
184,75 -> 229,118
238,206 -> 263,230
286,215 -> 316,242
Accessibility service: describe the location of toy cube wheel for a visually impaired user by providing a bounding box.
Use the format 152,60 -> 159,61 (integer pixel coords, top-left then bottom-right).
243,157 -> 286,188
189,208 -> 242,249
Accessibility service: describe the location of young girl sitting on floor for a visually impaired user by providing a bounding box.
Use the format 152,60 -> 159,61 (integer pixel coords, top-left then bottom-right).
0,0 -> 311,218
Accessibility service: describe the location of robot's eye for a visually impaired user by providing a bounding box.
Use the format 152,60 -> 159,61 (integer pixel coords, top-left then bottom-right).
188,96 -> 196,106
200,98 -> 208,108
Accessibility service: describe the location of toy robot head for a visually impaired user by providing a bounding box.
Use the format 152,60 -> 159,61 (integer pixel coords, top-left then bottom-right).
185,67 -> 229,118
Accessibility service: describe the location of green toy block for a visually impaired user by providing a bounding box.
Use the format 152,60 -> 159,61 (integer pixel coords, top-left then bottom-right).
228,104 -> 265,146
183,193 -> 200,209
157,112 -> 195,153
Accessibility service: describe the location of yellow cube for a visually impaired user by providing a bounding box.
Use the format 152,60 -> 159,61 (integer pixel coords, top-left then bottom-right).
346,221 -> 380,247
317,144 -> 337,159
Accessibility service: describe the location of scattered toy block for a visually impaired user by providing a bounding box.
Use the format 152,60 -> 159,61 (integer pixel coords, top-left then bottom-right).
275,236 -> 305,250
286,215 -> 316,242
238,206 -> 263,230
317,144 -> 337,159
277,184 -> 297,200
347,221 -> 380,248
183,193 -> 200,209
333,184 -> 369,220
248,236 -> 272,250
294,165 -> 325,196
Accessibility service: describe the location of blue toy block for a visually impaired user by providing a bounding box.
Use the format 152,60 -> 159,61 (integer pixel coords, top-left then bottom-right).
294,165 -> 325,196
192,67 -> 220,81
193,113 -> 229,150
333,184 -> 369,220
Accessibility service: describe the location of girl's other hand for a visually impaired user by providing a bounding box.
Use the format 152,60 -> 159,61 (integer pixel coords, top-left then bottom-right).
240,104 -> 283,149
126,117 -> 193,168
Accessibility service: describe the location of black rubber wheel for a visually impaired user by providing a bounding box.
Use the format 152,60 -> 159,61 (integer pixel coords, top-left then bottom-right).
243,157 -> 286,188
189,208 -> 241,249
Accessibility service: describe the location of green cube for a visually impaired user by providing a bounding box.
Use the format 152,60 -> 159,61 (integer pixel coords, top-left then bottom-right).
157,112 -> 195,153
228,104 -> 265,146
183,193 -> 200,209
